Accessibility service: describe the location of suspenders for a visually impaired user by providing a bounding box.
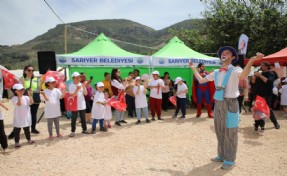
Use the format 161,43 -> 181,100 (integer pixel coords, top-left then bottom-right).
214,67 -> 233,101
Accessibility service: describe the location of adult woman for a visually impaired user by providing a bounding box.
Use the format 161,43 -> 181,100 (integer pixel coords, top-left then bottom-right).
80,72 -> 93,123
161,72 -> 171,111
111,68 -> 127,126
21,65 -> 41,134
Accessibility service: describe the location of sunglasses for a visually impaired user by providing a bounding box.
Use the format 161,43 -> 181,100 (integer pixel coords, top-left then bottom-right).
26,69 -> 34,72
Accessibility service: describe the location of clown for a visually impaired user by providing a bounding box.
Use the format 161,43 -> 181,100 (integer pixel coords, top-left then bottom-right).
192,63 -> 215,118
189,46 -> 264,170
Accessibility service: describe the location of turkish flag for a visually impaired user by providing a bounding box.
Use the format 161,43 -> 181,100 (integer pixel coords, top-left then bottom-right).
108,96 -> 126,112
117,90 -> 126,103
169,96 -> 177,106
43,71 -> 65,86
58,82 -> 66,91
1,69 -> 19,89
252,95 -> 270,117
64,93 -> 77,111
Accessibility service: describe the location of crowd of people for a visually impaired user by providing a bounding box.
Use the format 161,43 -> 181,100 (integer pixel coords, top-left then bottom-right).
0,46 -> 286,170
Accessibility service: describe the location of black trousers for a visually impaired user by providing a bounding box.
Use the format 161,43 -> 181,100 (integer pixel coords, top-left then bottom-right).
71,110 -> 87,132
125,94 -> 136,117
175,97 -> 187,116
162,92 -> 169,110
30,103 -> 40,131
254,120 -> 265,130
0,120 -> 8,149
260,94 -> 279,126
60,98 -> 66,112
14,126 -> 31,143
237,95 -> 244,113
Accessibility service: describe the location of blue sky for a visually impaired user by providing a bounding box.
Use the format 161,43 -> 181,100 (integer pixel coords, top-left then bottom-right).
0,0 -> 205,45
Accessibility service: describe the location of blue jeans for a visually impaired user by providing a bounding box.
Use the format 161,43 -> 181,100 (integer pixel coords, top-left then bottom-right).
92,119 -> 104,130
136,107 -> 149,120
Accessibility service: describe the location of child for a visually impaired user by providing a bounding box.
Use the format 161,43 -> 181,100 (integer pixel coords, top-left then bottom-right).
253,110 -> 267,135
133,77 -> 150,124
11,83 -> 35,147
0,101 -> 9,152
68,72 -> 89,137
91,82 -> 107,133
172,77 -> 188,118
41,77 -> 65,140
104,90 -> 112,128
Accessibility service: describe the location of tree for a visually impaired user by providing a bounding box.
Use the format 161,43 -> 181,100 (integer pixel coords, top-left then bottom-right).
168,28 -> 215,55
201,0 -> 287,57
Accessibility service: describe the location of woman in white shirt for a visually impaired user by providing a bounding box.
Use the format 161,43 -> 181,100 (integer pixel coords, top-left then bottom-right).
111,68 -> 127,126
133,77 -> 150,124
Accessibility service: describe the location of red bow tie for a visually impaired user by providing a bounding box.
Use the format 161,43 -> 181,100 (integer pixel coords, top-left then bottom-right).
219,67 -> 228,72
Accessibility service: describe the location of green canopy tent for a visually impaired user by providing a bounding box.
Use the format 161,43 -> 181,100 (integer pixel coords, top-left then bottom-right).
151,36 -> 221,97
56,33 -> 151,82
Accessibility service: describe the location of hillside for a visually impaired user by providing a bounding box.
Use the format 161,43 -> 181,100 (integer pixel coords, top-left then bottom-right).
0,19 -> 205,69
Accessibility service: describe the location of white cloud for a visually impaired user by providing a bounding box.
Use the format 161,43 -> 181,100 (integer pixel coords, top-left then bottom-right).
0,0 -> 205,45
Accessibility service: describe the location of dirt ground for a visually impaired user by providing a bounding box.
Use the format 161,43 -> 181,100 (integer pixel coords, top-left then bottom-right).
0,101 -> 286,176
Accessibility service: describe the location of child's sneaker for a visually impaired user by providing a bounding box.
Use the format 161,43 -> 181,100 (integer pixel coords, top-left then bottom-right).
108,124 -> 112,128
254,130 -> 259,134
82,130 -> 89,134
135,120 -> 141,125
259,129 -> 264,135
28,140 -> 35,144
49,136 -> 54,140
100,127 -> 107,132
57,134 -> 63,138
15,143 -> 21,148
69,132 -> 75,137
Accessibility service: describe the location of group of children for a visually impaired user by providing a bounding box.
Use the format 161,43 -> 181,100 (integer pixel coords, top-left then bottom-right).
0,70 -> 190,150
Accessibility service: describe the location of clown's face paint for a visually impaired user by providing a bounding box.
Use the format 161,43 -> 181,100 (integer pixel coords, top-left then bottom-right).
221,56 -> 227,62
220,50 -> 235,63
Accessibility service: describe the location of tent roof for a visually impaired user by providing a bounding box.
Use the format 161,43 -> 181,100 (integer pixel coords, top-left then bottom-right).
251,47 -> 287,65
152,36 -> 216,59
264,47 -> 287,59
61,33 -> 144,57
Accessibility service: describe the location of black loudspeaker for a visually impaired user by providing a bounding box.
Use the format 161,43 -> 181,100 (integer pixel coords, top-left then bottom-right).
37,51 -> 57,74
233,54 -> 245,68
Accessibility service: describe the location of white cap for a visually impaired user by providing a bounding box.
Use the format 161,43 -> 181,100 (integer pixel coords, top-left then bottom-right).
152,70 -> 160,75
283,78 -> 287,83
135,76 -> 141,81
97,82 -> 104,87
72,72 -> 81,78
13,83 -> 24,90
46,76 -> 56,83
174,77 -> 182,84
